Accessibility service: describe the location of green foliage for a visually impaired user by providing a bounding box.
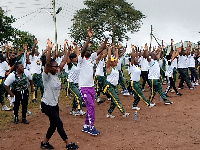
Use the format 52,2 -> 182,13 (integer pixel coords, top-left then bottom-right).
0,7 -> 35,51
70,0 -> 145,44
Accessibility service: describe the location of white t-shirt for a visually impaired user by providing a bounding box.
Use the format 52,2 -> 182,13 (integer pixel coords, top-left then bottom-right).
0,61 -> 9,77
188,54 -> 195,68
117,57 -> 123,71
171,58 -> 178,69
95,59 -> 105,76
148,59 -> 160,79
165,60 -> 173,77
78,52 -> 97,87
63,63 -> 69,73
56,57 -> 63,66
41,71 -> 61,106
130,64 -> 141,82
178,55 -> 187,69
139,56 -> 149,71
29,54 -> 42,74
107,67 -> 119,86
4,69 -> 32,86
68,63 -> 79,83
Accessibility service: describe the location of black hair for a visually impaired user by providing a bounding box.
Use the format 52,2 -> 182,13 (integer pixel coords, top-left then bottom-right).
166,54 -> 172,60
69,53 -> 77,60
15,61 -> 23,68
50,58 -> 57,66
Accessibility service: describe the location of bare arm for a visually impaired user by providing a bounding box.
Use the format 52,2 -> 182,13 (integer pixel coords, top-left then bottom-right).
60,40 -> 70,71
31,38 -> 38,57
44,39 -> 54,74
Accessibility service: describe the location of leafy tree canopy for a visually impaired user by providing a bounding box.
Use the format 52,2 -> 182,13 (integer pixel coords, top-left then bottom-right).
0,7 -> 35,51
70,0 -> 145,44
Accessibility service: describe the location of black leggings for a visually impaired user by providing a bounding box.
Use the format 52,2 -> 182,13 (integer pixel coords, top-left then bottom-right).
41,102 -> 68,141
141,71 -> 149,89
12,89 -> 29,119
165,77 -> 178,94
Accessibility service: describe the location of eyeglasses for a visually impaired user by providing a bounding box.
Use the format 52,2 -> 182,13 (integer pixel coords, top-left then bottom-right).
50,66 -> 60,68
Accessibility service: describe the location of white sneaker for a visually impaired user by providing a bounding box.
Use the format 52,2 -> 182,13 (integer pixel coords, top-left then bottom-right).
107,98 -> 111,101
142,89 -> 146,92
70,111 -> 78,116
194,82 -> 199,86
123,113 -> 130,117
106,114 -> 115,118
170,89 -> 175,93
2,105 -> 11,111
96,98 -> 101,102
132,107 -> 140,110
123,90 -> 130,96
79,110 -> 86,116
149,103 -> 155,108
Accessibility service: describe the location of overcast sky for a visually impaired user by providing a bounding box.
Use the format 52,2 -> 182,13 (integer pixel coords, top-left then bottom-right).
1,0 -> 200,51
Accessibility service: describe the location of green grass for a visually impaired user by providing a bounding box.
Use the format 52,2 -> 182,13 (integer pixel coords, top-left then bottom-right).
0,84 -> 73,130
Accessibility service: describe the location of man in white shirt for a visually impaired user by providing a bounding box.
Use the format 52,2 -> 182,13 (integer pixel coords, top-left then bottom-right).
144,44 -> 173,105
0,53 -> 11,111
80,27 -> 108,136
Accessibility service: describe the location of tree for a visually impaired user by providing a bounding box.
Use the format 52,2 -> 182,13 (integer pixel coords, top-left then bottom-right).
0,7 -> 35,51
69,0 -> 145,43
0,7 -> 15,43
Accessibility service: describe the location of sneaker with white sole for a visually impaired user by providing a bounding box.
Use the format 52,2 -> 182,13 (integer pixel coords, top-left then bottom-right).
149,103 -> 155,108
123,90 -> 130,96
2,105 -> 11,111
194,82 -> 199,86
89,126 -> 100,136
142,89 -> 146,92
78,110 -> 86,116
164,100 -> 173,105
170,89 -> 175,93
123,112 -> 130,117
132,107 -> 140,110
106,114 -> 115,118
82,125 -> 90,133
70,111 -> 79,116
107,98 -> 111,101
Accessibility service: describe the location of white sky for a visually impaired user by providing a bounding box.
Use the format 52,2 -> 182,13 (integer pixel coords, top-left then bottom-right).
1,0 -> 200,51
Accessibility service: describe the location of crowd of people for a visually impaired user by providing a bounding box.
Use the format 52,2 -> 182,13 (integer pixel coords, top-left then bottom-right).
0,27 -> 200,149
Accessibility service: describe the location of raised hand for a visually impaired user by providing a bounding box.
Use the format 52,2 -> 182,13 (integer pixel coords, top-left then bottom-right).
88,27 -> 94,38
64,39 -> 68,46
47,38 -> 54,49
24,44 -> 28,50
34,38 -> 38,45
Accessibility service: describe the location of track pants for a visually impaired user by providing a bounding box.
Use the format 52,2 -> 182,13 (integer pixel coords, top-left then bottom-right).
41,102 -> 68,141
130,81 -> 151,107
165,77 -> 179,94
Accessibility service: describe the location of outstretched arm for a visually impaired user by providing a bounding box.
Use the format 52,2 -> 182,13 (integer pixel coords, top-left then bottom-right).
31,38 -> 38,57
44,39 -> 54,74
60,40 -> 70,71
81,27 -> 94,58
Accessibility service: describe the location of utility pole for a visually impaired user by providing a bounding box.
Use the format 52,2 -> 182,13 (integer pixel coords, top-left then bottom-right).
53,0 -> 58,54
150,25 -> 153,51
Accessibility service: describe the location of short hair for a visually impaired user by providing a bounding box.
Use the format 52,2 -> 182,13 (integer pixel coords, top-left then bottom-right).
69,53 -> 77,60
15,61 -> 23,68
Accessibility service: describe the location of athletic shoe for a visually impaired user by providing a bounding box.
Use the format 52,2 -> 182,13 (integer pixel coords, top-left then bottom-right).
14,117 -> 18,124
66,142 -> 79,150
190,87 -> 195,90
107,98 -> 111,101
2,105 -> 11,111
132,107 -> 140,110
142,89 -> 146,92
41,141 -> 54,149
82,125 -> 90,133
164,100 -> 173,105
97,98 -> 105,104
177,92 -> 182,96
106,114 -> 115,118
123,90 -> 130,96
170,89 -> 175,93
178,87 -> 184,90
123,112 -> 130,117
89,126 -> 100,136
149,103 -> 155,108
27,110 -> 32,114
82,102 -> 86,107
22,118 -> 29,124
70,111 -> 78,116
78,110 -> 86,116
194,82 -> 199,86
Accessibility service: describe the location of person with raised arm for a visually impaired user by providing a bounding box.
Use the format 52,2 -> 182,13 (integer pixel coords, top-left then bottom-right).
165,40 -> 182,97
103,45 -> 130,118
143,44 -> 173,105
129,45 -> 155,110
80,27 -> 108,136
40,39 -> 79,150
